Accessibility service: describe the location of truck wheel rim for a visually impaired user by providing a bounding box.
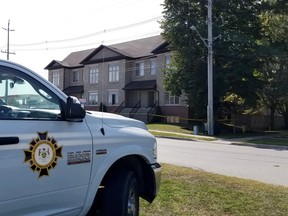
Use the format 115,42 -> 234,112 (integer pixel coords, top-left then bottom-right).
127,187 -> 136,216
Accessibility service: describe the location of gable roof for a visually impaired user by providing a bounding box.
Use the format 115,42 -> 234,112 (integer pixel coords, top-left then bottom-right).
108,35 -> 165,58
45,35 -> 167,70
44,60 -> 69,70
62,48 -> 95,67
80,45 -> 132,65
44,48 -> 95,70
152,41 -> 171,54
81,35 -> 165,64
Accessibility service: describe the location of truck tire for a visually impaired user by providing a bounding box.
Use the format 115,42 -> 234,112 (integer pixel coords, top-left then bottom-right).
101,169 -> 139,216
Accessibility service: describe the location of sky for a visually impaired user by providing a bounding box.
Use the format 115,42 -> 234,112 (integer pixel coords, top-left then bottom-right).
0,0 -> 164,79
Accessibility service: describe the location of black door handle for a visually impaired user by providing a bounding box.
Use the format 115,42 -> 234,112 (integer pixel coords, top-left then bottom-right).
0,137 -> 19,145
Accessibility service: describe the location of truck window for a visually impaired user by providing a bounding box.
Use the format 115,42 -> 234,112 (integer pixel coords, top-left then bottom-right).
0,66 -> 62,120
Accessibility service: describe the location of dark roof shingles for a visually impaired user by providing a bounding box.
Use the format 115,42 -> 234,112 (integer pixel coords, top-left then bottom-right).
108,35 -> 165,58
48,35 -> 165,68
62,48 -> 95,67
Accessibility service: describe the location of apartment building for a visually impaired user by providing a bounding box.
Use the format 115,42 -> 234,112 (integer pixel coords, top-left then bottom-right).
45,35 -> 189,123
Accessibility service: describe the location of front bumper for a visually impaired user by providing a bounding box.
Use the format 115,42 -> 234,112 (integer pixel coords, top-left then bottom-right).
151,163 -> 161,196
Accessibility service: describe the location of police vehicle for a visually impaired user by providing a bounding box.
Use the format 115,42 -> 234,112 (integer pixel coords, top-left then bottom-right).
0,59 -> 161,216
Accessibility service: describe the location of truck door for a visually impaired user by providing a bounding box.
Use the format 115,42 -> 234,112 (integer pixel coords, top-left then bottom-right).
0,66 -> 92,216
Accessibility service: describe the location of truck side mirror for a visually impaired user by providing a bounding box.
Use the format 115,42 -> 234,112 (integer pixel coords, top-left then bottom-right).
66,97 -> 86,121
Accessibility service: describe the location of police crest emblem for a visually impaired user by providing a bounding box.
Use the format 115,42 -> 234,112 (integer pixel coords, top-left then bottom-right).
24,132 -> 63,178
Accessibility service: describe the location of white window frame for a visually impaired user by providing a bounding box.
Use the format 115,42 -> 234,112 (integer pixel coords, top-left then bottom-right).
89,65 -> 99,84
108,63 -> 119,83
88,91 -> 98,106
135,62 -> 144,77
52,70 -> 60,87
150,59 -> 157,76
108,90 -> 119,105
164,92 -> 180,105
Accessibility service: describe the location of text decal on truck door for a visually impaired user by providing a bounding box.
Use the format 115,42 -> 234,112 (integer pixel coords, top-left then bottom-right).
24,132 -> 63,178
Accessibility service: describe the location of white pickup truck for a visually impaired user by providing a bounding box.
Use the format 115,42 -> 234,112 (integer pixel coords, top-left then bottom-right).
0,59 -> 161,216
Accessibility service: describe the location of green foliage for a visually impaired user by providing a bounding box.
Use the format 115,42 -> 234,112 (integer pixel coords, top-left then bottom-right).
161,0 -> 210,117
257,1 -> 288,128
161,0 -> 263,118
223,93 -> 245,107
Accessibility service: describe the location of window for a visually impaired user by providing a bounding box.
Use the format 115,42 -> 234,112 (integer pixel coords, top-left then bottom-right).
165,55 -> 171,67
135,62 -> 144,77
108,90 -> 119,105
150,59 -> 157,76
165,92 -> 180,105
52,71 -> 60,87
89,66 -> 99,84
72,71 -> 80,83
0,67 -> 61,120
108,63 -> 119,82
88,92 -> 98,106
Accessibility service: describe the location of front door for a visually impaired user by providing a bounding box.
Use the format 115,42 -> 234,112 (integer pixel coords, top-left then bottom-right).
148,91 -> 155,107
0,66 -> 92,215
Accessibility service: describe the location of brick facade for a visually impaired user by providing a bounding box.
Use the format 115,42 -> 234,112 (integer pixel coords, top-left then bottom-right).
45,35 -> 189,123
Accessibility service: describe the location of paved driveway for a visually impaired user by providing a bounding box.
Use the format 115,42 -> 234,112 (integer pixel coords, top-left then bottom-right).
157,137 -> 288,187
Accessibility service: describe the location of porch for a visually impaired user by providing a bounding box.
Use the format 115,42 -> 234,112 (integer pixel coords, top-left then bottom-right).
115,80 -> 159,123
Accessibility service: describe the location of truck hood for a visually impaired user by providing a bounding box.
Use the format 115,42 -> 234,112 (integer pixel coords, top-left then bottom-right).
85,110 -> 148,130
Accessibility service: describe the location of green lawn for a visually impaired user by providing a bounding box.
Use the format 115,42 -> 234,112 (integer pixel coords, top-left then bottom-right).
147,123 -> 288,146
147,123 -> 196,134
150,130 -> 217,141
248,138 -> 288,146
247,131 -> 288,146
147,123 -> 216,141
140,164 -> 288,216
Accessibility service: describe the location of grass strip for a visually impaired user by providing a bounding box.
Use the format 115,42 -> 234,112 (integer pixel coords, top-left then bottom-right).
248,138 -> 288,146
150,131 -> 216,141
140,164 -> 288,216
147,123 -> 196,134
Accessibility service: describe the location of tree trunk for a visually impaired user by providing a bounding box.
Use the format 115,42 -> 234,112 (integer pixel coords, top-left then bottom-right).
284,113 -> 288,129
279,103 -> 288,129
269,106 -> 276,130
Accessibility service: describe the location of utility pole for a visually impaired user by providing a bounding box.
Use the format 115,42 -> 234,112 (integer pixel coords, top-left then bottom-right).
207,0 -> 214,136
2,19 -> 15,103
191,1 -> 214,135
1,19 -> 15,60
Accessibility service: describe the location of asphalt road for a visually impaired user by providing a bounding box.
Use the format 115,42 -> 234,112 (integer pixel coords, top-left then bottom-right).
157,137 -> 288,187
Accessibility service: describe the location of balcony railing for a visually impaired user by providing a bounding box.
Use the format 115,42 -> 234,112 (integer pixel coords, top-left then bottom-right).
147,100 -> 158,123
130,100 -> 141,118
114,101 -> 125,113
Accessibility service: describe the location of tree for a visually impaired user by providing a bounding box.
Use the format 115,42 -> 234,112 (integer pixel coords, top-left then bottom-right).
161,0 -> 262,119
257,3 -> 288,129
161,0 -> 208,117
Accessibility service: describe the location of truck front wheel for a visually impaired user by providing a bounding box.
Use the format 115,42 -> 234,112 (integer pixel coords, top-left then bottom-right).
102,169 -> 139,216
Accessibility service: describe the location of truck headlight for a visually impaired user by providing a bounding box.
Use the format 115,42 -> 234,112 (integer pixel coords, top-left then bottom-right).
153,141 -> 158,159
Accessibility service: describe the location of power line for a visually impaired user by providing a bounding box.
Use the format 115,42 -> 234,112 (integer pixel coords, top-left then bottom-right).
9,16 -> 163,48
9,31 -> 162,52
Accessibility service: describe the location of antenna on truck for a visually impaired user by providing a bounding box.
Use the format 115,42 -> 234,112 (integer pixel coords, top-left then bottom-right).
100,41 -> 105,136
